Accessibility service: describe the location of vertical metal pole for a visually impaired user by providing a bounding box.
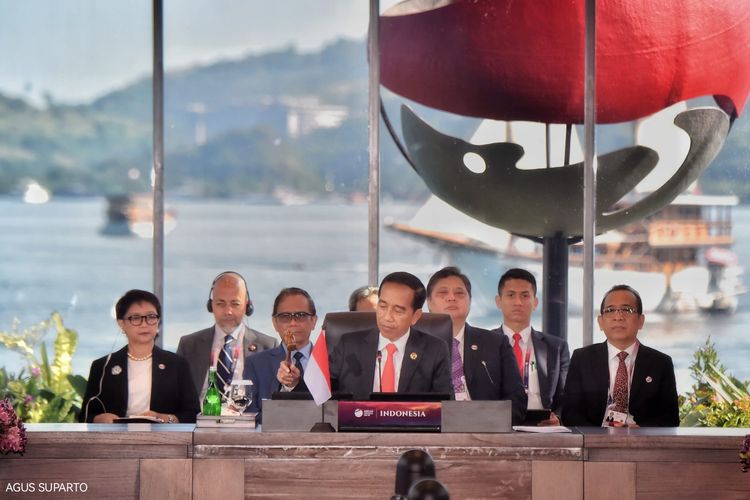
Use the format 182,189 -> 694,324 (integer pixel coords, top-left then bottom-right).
542,234 -> 569,340
367,0 -> 381,287
542,124 -> 568,340
152,0 -> 165,346
582,0 -> 597,346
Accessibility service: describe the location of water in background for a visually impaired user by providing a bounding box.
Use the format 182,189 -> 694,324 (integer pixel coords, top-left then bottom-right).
1,196 -> 749,394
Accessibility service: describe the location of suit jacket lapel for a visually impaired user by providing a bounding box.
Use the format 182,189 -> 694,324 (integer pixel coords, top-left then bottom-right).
150,347 -> 166,409
112,348 -> 129,413
398,330 -> 425,391
630,344 -> 649,400
269,345 -> 286,393
463,325 -> 478,389
531,330 -> 550,406
594,342 -> 611,405
197,328 -> 214,381
359,329 -> 379,393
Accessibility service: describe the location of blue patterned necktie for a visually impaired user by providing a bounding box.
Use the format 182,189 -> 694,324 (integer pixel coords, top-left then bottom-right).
216,334 -> 234,393
292,351 -> 308,392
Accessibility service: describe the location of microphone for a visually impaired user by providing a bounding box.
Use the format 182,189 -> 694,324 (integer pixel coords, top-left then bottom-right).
392,449 -> 436,500
481,361 -> 496,386
376,349 -> 383,393
408,479 -> 450,500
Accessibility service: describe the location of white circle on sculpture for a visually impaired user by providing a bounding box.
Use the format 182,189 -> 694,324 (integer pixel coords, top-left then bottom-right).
462,152 -> 487,174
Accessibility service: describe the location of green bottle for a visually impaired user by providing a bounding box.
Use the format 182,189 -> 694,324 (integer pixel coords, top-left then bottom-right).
203,367 -> 222,416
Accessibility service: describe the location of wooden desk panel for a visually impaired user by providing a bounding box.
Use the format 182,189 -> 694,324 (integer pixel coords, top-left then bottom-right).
2,425 -> 747,499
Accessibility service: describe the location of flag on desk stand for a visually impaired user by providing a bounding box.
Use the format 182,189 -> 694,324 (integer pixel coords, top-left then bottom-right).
304,330 -> 331,405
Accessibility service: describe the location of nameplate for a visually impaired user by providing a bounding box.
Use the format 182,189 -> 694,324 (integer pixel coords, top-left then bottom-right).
338,401 -> 441,432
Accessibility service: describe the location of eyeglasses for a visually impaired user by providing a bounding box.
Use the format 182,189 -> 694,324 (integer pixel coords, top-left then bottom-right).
125,314 -> 160,326
273,312 -> 314,323
601,306 -> 638,317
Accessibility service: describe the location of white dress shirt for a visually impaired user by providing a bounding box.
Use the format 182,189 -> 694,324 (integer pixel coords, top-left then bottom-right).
502,324 -> 543,409
453,326 -> 470,401
372,330 -> 411,392
211,323 -> 246,379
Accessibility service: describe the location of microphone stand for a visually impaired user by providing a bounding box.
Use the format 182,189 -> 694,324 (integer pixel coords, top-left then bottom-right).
310,400 -> 335,433
377,350 -> 383,392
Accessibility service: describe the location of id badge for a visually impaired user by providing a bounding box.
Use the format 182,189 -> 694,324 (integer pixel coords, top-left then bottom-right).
602,404 -> 628,427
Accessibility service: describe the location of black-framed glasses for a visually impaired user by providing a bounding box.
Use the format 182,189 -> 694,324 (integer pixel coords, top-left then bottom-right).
273,312 -> 314,323
601,306 -> 638,317
125,314 -> 160,326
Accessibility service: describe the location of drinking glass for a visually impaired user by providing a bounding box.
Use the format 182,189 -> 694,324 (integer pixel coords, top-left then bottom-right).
228,380 -> 253,415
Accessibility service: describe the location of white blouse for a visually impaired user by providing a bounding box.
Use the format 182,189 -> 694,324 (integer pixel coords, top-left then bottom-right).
126,358 -> 152,416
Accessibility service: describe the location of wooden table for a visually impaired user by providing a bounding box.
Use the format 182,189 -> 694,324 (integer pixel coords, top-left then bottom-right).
2,425 -> 748,499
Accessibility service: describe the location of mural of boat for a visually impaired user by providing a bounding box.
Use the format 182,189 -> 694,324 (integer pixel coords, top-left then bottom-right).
389,193 -> 745,314
101,193 -> 177,238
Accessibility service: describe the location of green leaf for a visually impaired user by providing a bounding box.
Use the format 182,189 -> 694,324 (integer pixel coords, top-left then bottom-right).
67,374 -> 88,398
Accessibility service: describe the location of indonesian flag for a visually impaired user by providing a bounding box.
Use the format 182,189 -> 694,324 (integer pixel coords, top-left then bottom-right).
304,330 -> 332,406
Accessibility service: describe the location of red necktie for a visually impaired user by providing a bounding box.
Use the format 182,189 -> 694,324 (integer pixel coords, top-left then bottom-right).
381,343 -> 397,392
512,333 -> 524,376
613,351 -> 629,412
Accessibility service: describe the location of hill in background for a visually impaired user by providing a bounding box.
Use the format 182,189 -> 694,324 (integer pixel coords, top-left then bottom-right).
1,38 -> 748,201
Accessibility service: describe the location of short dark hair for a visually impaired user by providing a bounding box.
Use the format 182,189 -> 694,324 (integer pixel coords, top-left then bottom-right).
379,271 -> 426,311
273,287 -> 316,316
498,268 -> 537,296
348,286 -> 379,311
115,289 -> 161,320
427,266 -> 472,298
600,284 -> 643,314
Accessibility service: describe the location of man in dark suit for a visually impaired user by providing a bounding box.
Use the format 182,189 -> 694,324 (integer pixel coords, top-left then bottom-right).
244,288 -> 317,419
426,266 -> 527,424
562,285 -> 679,427
495,268 -> 570,425
177,271 -> 277,399
330,272 -> 453,400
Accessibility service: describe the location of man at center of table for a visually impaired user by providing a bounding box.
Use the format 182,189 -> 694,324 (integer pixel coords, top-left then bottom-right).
330,271 -> 453,400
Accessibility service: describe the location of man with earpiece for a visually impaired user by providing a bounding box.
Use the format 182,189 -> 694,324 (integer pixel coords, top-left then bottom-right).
177,271 -> 277,400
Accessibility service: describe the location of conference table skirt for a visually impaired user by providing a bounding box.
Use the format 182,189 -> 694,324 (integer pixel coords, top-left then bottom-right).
1,424 -> 749,499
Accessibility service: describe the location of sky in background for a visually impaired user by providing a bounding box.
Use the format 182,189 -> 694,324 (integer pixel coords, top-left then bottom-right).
0,0 -> 399,105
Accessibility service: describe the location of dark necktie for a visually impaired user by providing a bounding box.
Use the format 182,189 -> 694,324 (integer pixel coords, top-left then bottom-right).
451,338 -> 466,394
292,351 -> 308,392
216,334 -> 234,393
613,351 -> 629,413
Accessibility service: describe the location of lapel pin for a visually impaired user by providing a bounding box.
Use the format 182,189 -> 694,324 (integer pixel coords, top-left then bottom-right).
111,365 -> 122,375
645,376 -> 653,383
410,352 -> 418,360
248,344 -> 257,352
158,363 -> 166,370
470,344 -> 478,351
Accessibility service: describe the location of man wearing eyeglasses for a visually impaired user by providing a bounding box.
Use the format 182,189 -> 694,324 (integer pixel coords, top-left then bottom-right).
243,287 -> 318,418
562,284 -> 679,427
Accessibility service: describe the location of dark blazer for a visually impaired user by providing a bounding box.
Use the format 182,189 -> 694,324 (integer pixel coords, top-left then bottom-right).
243,344 -> 314,421
79,346 -> 199,423
463,324 -> 527,425
529,329 -> 570,414
562,341 -> 679,427
330,327 -> 453,401
177,325 -> 277,396
492,327 -> 570,414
